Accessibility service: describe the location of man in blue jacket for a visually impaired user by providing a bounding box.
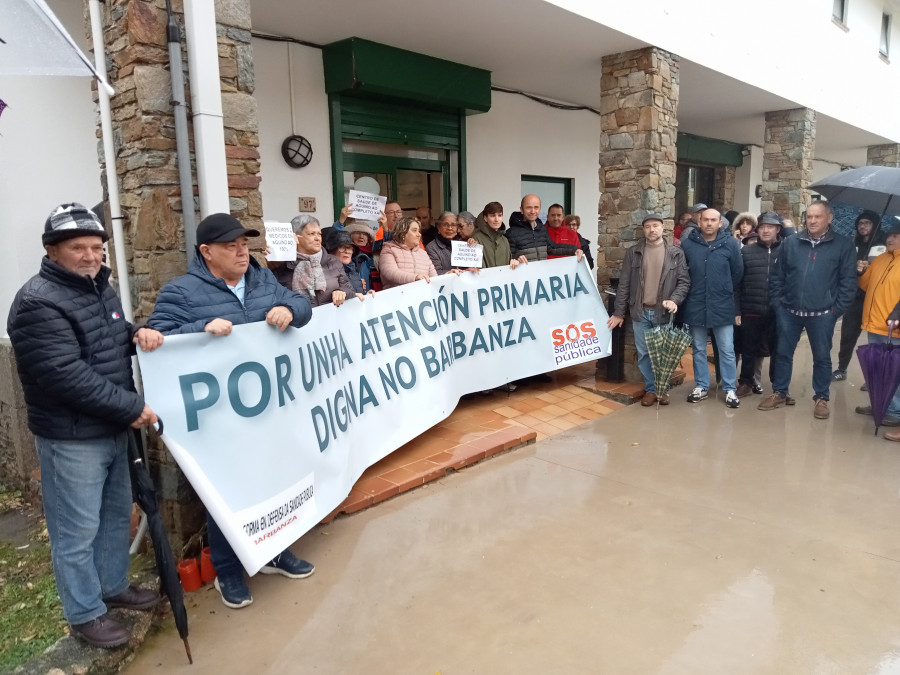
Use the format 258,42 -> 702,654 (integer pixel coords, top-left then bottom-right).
7,203 -> 163,648
681,207 -> 744,408
758,201 -> 856,419
149,213 -> 314,609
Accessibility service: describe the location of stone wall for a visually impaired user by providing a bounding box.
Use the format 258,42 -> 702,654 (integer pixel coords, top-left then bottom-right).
761,108 -> 816,223
598,47 -> 679,380
867,143 -> 900,167
86,0 -> 262,549
713,166 -> 736,212
0,340 -> 37,497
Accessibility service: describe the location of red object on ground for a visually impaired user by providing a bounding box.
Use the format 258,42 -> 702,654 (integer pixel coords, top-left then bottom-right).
200,547 -> 216,584
547,225 -> 581,259
178,559 -> 202,591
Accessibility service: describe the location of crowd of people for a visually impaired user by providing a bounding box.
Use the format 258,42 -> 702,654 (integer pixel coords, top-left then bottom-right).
609,202 -> 896,434
10,195 -> 893,649
4,195 -> 591,646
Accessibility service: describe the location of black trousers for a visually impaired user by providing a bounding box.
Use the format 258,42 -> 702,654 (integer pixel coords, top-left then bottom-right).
836,291 -> 865,371
739,313 -> 777,385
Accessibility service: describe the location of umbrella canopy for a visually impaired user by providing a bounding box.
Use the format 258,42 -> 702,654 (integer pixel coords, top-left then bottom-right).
808,166 -> 900,217
128,424 -> 192,664
856,339 -> 900,434
1,0 -> 113,95
645,316 -> 693,398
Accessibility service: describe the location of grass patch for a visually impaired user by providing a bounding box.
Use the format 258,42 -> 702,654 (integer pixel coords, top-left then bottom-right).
0,487 -> 66,671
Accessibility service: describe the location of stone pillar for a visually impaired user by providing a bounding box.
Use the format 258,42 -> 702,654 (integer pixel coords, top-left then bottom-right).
713,166 -> 736,212
90,0 -> 262,549
761,108 -> 816,223
867,143 -> 900,167
598,47 -> 679,381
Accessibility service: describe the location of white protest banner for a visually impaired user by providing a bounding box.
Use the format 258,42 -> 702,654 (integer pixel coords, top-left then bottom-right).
139,258 -> 610,574
451,240 -> 483,267
347,190 -> 387,221
264,222 -> 296,262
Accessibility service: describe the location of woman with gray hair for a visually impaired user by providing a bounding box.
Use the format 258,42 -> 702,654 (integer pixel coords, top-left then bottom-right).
271,214 -> 357,307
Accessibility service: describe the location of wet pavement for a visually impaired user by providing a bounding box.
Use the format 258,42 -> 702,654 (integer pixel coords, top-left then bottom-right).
126,340 -> 900,675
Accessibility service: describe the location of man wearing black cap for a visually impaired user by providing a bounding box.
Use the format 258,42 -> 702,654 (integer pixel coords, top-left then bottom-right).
736,211 -> 784,399
7,203 -> 164,648
607,214 -> 690,405
150,213 -> 314,610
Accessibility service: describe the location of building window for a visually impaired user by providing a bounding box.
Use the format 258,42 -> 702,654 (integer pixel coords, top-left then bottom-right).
881,12 -> 892,57
833,0 -> 848,25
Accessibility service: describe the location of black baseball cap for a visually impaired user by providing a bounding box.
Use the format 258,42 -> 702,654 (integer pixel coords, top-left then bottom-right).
196,213 -> 260,245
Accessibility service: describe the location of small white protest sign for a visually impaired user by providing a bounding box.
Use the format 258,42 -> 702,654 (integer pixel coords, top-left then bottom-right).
451,240 -> 483,267
348,190 -> 387,220
264,222 -> 297,262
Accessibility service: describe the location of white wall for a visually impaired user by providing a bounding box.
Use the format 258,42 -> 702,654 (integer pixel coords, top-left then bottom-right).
254,39 -> 335,226
466,91 -> 601,255
551,0 -> 900,143
733,146 -> 763,214
0,0 -> 101,336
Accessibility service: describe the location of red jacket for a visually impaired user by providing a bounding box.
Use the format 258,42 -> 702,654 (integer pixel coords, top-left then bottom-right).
546,225 -> 581,259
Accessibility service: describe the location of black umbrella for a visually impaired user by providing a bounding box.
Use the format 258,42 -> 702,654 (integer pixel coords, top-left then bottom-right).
128,421 -> 192,664
808,165 -> 900,216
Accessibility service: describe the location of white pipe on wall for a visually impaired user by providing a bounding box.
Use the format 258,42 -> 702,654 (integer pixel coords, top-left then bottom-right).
88,0 -> 133,320
183,0 -> 229,217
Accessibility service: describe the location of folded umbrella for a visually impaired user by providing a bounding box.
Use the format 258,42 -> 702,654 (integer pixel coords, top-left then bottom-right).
128,421 -> 192,664
645,314 -> 692,401
856,334 -> 900,435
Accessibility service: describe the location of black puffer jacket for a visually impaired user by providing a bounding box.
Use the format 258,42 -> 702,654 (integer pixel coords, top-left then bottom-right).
505,212 -> 579,262
7,259 -> 144,440
738,241 -> 780,315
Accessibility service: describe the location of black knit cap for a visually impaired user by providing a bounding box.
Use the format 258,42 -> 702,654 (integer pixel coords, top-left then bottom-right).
196,213 -> 260,245
324,228 -> 353,253
43,203 -> 109,246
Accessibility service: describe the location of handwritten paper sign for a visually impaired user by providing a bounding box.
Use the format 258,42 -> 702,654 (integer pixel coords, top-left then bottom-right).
451,240 -> 483,267
348,190 -> 387,221
264,222 -> 296,262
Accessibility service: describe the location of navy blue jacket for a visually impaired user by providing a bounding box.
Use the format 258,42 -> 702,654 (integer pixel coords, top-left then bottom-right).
149,253 -> 312,335
681,227 -> 744,327
769,228 -> 857,316
7,259 -> 144,439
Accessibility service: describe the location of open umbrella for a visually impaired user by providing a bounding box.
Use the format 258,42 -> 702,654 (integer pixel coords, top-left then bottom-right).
645,314 -> 693,401
856,335 -> 900,435
128,421 -> 192,664
808,166 -> 900,217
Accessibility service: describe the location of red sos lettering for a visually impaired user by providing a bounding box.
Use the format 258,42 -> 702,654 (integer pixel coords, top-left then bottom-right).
551,321 -> 597,346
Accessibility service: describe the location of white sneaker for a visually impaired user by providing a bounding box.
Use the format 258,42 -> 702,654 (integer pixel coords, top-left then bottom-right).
686,387 -> 708,403
725,391 -> 740,408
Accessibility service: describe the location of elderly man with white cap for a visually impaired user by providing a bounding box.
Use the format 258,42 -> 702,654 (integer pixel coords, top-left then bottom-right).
7,203 -> 164,648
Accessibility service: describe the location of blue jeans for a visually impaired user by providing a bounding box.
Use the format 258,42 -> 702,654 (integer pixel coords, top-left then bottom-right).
207,513 -> 243,579
773,305 -> 837,400
36,433 -> 132,625
867,332 -> 900,417
631,308 -> 658,393
690,324 -> 737,392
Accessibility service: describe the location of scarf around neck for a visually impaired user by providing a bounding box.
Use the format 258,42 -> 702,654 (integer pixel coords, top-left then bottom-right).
292,249 -> 326,301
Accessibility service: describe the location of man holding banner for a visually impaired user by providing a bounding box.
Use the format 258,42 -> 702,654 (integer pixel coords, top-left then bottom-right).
149,213 -> 315,609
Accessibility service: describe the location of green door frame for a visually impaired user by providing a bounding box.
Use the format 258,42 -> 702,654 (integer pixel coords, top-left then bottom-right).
341,152 -> 449,210
521,174 -> 573,213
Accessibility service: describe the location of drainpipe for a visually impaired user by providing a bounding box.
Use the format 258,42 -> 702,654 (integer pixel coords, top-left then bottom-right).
182,0 -> 229,218
88,0 -> 132,320
164,0 -> 197,257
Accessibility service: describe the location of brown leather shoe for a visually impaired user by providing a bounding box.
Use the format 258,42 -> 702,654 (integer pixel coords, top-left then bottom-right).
814,398 -> 830,419
785,396 -> 796,406
736,383 -> 753,398
658,393 -> 670,405
103,584 -> 159,611
884,430 -> 900,442
757,393 -> 786,411
640,391 -> 657,406
70,613 -> 129,649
